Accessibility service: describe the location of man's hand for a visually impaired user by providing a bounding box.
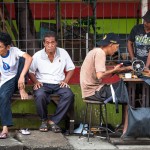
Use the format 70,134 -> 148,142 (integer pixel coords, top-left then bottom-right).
125,66 -> 133,70
33,81 -> 43,90
114,64 -> 132,73
113,63 -> 123,72
143,68 -> 150,76
59,81 -> 70,88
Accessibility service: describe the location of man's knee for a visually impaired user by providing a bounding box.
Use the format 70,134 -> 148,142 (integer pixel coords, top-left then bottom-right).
34,89 -> 47,101
66,90 -> 74,101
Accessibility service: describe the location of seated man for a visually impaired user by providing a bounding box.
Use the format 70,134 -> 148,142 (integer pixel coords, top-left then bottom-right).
80,33 -> 132,136
29,31 -> 75,133
0,32 -> 32,139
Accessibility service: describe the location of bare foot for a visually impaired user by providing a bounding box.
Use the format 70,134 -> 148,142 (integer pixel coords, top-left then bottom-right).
19,89 -> 28,100
1,126 -> 8,135
0,126 -> 8,139
2,126 -> 8,134
48,120 -> 55,125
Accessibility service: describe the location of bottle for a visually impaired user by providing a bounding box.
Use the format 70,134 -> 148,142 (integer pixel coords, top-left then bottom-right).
69,120 -> 74,134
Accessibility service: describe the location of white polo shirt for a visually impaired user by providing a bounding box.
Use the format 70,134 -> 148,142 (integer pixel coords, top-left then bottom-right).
29,47 -> 75,84
0,47 -> 25,87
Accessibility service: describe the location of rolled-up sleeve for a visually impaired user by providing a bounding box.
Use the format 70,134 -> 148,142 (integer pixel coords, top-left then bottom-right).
65,52 -> 75,71
29,55 -> 37,74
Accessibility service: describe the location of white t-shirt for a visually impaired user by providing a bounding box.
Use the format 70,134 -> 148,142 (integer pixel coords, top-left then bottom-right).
29,47 -> 75,84
0,47 -> 25,87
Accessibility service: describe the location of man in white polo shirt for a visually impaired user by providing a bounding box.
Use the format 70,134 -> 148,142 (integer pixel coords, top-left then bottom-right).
29,31 -> 75,133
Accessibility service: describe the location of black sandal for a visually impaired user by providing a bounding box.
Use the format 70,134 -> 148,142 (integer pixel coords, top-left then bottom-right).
39,121 -> 48,132
50,123 -> 62,133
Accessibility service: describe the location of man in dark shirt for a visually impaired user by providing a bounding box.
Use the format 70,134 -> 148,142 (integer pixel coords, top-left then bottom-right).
128,10 -> 150,71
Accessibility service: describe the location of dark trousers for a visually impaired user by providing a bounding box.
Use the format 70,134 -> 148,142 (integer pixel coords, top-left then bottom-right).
33,83 -> 74,124
85,80 -> 129,113
86,80 -> 129,104
0,57 -> 25,126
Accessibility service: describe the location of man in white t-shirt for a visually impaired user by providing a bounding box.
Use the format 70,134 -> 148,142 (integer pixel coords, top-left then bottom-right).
29,31 -> 75,133
0,32 -> 32,139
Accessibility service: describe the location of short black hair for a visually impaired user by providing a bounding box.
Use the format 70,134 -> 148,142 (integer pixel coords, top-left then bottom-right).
0,32 -> 12,46
43,31 -> 58,42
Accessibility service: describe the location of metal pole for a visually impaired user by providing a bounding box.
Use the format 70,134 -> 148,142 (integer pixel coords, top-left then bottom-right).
93,0 -> 96,47
86,33 -> 89,55
141,0 -> 148,23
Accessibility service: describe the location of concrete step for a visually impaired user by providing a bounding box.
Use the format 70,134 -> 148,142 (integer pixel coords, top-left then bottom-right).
0,137 -> 23,150
1,130 -> 150,150
0,130 -> 73,150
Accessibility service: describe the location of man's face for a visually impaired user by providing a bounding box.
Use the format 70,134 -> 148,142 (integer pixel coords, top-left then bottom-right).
43,37 -> 57,53
109,44 -> 119,56
143,20 -> 150,31
0,42 -> 9,56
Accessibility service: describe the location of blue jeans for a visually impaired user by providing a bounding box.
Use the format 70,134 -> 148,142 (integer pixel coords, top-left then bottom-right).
33,83 -> 74,124
0,57 -> 26,126
0,77 -> 16,126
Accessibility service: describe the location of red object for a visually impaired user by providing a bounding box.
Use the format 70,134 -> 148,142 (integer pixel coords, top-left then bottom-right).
27,66 -> 120,85
101,74 -> 121,84
69,66 -> 121,84
27,66 -> 81,85
3,2 -> 141,19
68,66 -> 80,84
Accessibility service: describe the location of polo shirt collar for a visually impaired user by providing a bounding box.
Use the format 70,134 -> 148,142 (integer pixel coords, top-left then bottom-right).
41,47 -> 60,60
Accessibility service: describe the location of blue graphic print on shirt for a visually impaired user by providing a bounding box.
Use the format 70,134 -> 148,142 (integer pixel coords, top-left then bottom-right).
2,61 -> 10,71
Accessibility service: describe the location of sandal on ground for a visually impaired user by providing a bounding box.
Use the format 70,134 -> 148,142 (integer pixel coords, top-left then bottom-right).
39,121 -> 48,132
0,133 -> 8,139
50,123 -> 62,133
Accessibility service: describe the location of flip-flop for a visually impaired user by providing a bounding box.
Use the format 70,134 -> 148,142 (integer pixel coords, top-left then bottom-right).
19,129 -> 30,135
0,133 -> 8,139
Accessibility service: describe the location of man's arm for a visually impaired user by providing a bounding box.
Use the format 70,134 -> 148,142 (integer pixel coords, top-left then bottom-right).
60,69 -> 74,88
96,64 -> 132,80
145,51 -> 150,69
127,40 -> 135,61
28,72 -> 43,90
18,53 -> 32,99
18,53 -> 32,89
64,70 -> 74,83
28,72 -> 39,84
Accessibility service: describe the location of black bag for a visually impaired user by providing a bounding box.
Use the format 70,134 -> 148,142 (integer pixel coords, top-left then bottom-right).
113,79 -> 129,103
112,79 -> 129,113
125,105 -> 150,138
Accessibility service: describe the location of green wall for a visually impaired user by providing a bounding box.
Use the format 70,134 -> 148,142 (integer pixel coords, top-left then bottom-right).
34,19 -> 141,34
8,18 -> 142,43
